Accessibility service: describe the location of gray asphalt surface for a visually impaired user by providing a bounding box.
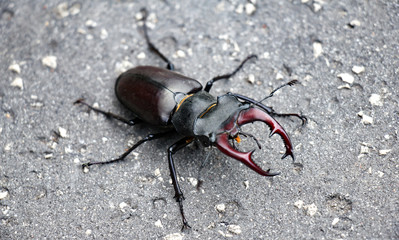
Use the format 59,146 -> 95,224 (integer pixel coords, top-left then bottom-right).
1,0 -> 399,239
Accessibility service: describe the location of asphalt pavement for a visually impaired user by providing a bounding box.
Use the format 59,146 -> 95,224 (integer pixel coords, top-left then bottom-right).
1,0 -> 398,239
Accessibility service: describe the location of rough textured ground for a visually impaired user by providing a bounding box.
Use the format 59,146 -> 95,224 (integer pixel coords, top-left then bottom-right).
1,0 -> 398,239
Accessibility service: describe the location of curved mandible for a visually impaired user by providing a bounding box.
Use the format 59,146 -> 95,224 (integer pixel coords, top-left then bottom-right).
214,107 -> 294,176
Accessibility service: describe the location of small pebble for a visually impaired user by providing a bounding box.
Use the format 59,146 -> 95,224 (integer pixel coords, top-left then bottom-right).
187,177 -> 198,187
11,77 -> 23,90
349,19 -> 361,27
55,2 -> 69,18
360,146 -> 369,154
0,189 -> 9,199
8,63 -> 21,74
100,28 -> 108,39
247,74 -> 255,84
42,56 -> 57,69
137,52 -> 146,59
337,73 -> 354,84
155,219 -> 163,228
294,200 -> 304,209
119,202 -> 129,211
379,149 -> 391,155
275,72 -> 284,80
215,203 -> 226,213
357,111 -> 373,125
164,233 -> 184,240
245,3 -> 256,15
154,168 -> 161,177
369,94 -> 383,106
85,19 -> 97,28
69,3 -> 81,15
58,127 -> 68,138
176,50 -> 186,58
304,203 -> 318,216
313,3 -> 322,12
313,42 -> 323,58
332,217 -> 340,226
227,225 -> 242,235
352,65 -> 365,74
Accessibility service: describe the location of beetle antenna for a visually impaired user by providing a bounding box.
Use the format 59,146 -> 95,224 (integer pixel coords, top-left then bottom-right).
258,80 -> 298,103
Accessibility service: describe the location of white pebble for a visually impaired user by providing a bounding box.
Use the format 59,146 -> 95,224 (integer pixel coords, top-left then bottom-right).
313,3 -> 322,12
294,200 -> 304,209
42,56 -> 57,69
154,168 -> 161,177
55,2 -> 69,18
379,149 -> 391,155
352,65 -> 365,74
176,50 -> 186,58
304,203 -> 318,216
58,127 -> 68,138
275,72 -> 284,80
100,28 -> 108,39
0,189 -> 9,199
245,3 -> 256,15
85,19 -> 97,28
215,203 -> 226,213
137,52 -> 146,59
8,63 -> 21,74
155,219 -> 163,228
187,177 -> 198,187
69,3 -> 81,15
235,4 -> 244,14
357,111 -> 373,125
119,202 -> 129,211
337,73 -> 354,84
360,146 -> 369,154
85,229 -> 92,236
313,42 -> 323,58
349,19 -> 361,27
247,74 -> 255,84
332,217 -> 340,226
369,94 -> 383,106
164,233 -> 184,240
227,225 -> 242,235
11,77 -> 23,90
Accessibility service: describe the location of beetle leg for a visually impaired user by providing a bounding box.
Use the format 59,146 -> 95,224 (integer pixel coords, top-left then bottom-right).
74,99 -> 142,126
204,55 -> 257,92
140,8 -> 175,70
82,131 -> 173,168
168,137 -> 194,231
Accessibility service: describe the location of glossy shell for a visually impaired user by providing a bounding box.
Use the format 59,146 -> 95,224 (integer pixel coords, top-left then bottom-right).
115,66 -> 203,126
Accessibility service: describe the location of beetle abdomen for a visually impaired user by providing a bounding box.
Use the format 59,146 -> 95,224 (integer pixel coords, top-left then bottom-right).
115,66 -> 202,126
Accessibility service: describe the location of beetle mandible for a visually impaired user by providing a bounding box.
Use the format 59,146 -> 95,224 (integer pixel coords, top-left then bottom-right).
75,8 -> 306,230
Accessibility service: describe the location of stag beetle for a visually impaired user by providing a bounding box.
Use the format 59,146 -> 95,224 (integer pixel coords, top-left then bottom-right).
75,8 -> 306,230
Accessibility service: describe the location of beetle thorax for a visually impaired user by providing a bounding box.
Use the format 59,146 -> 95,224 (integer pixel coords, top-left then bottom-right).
171,92 -> 249,143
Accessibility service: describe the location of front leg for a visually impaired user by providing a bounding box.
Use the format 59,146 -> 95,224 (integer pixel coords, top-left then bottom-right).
168,137 -> 194,231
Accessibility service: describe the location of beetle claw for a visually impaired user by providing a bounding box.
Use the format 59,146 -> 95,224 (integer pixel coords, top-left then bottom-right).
215,107 -> 294,176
